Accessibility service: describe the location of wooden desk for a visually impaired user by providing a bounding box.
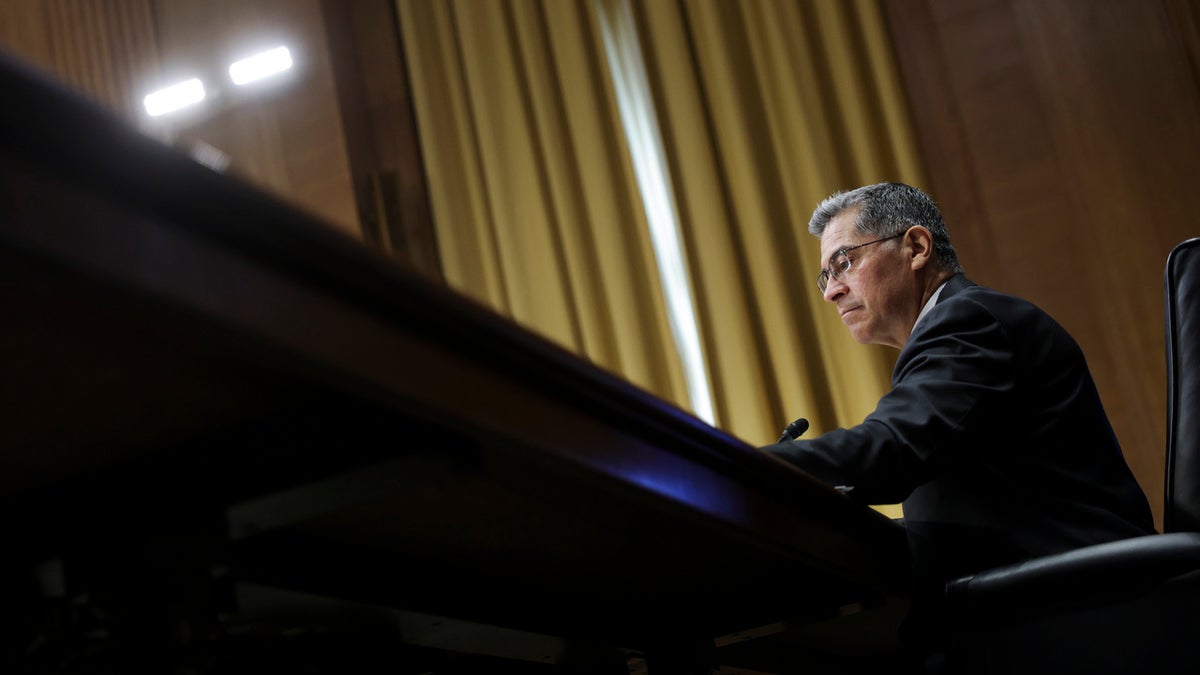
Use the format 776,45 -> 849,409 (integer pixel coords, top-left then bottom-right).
0,53 -> 909,672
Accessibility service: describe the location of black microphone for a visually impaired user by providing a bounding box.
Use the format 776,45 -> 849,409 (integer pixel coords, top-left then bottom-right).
777,417 -> 810,443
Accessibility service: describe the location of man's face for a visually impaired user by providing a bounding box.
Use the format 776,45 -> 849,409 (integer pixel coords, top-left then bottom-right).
819,209 -> 912,348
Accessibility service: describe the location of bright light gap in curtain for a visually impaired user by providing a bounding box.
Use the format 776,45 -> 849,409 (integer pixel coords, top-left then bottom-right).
596,0 -> 715,425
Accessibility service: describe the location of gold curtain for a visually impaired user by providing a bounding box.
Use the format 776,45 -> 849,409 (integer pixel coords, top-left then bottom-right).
605,0 -> 929,444
395,0 -> 692,407
396,0 -> 930,506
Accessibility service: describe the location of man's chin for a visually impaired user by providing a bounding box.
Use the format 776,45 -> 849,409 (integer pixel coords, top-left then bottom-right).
844,322 -> 874,345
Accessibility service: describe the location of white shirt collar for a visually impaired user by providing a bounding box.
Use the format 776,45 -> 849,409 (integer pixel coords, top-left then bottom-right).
913,279 -> 951,331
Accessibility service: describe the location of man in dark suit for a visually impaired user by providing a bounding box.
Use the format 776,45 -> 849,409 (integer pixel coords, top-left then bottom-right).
761,182 -> 1154,631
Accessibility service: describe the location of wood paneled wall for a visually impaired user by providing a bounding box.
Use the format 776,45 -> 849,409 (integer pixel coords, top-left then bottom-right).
0,0 -> 160,119
319,0 -> 441,276
0,0 -> 360,236
883,0 -> 1200,528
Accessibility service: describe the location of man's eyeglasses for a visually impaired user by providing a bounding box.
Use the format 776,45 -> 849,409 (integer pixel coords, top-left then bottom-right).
816,233 -> 903,293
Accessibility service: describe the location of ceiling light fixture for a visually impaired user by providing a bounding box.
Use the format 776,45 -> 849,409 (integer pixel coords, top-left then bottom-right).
143,78 -> 206,117
229,46 -> 293,86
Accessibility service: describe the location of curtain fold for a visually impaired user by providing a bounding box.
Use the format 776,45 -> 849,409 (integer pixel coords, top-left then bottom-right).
396,0 -> 692,408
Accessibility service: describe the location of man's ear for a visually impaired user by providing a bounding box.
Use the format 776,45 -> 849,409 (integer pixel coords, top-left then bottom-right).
906,226 -> 935,270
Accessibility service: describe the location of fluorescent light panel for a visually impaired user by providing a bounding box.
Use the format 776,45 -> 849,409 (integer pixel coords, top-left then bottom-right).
143,78 -> 205,117
229,46 -> 293,86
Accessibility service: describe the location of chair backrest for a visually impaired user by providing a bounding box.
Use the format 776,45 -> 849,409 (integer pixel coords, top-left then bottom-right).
1165,238 -> 1200,532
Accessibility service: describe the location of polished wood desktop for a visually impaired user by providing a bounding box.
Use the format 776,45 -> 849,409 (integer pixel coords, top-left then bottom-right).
0,53 -> 909,672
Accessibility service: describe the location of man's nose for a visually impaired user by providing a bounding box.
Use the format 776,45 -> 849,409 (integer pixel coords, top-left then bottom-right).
822,276 -> 846,303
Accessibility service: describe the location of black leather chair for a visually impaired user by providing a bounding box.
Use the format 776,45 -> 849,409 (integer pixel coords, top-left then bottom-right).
942,238 -> 1200,674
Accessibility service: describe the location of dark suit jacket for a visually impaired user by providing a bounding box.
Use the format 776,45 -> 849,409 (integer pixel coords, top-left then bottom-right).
768,274 -> 1154,591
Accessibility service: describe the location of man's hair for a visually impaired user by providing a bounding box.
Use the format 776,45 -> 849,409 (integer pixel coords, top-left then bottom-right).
808,182 -> 963,273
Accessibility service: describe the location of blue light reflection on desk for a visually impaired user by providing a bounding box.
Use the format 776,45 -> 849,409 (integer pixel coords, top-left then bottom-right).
620,466 -> 752,525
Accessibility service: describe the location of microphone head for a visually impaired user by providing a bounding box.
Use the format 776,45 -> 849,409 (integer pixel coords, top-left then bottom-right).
777,417 -> 810,443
